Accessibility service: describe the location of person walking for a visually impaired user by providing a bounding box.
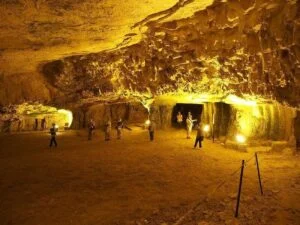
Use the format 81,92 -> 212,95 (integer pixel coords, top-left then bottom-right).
88,119 -> 96,140
105,120 -> 111,141
49,123 -> 58,148
148,120 -> 156,141
194,123 -> 204,149
116,118 -> 123,139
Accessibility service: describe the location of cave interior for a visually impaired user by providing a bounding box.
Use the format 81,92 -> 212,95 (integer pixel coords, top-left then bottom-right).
0,0 -> 299,150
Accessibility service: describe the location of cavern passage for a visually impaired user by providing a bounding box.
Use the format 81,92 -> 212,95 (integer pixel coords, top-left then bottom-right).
1,0 -> 300,145
0,0 -> 300,225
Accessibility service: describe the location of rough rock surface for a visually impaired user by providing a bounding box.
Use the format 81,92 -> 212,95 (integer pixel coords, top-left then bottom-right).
40,0 -> 300,107
0,0 -> 183,74
0,0 -> 299,107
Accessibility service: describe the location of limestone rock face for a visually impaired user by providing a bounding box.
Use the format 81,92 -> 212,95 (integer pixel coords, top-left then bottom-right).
0,0 -> 180,74
71,102 -> 148,130
0,0 -> 299,107
40,0 -> 300,107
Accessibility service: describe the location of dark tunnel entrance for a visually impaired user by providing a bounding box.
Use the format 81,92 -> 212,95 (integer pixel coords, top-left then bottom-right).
172,103 -> 203,128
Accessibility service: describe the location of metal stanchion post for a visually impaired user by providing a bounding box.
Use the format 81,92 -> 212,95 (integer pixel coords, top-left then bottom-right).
235,160 -> 245,218
212,110 -> 215,143
255,152 -> 263,195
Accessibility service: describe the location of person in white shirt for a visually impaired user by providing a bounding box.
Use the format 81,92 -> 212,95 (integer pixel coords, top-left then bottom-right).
176,111 -> 183,128
186,112 -> 196,139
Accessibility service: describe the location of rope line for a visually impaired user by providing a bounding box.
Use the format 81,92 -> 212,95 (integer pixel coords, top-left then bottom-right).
173,154 -> 256,225
209,154 -> 255,196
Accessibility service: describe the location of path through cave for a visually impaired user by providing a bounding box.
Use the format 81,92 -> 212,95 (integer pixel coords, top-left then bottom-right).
171,103 -> 203,128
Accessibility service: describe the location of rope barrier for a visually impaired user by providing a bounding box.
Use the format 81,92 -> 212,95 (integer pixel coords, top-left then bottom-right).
209,154 -> 255,196
173,154 -> 256,225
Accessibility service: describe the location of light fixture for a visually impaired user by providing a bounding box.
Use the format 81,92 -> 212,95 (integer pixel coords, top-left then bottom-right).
236,134 -> 246,143
145,120 -> 151,126
203,124 -> 210,132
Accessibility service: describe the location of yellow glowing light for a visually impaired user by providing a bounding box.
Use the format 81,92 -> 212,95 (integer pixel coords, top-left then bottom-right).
145,120 -> 151,126
252,107 -> 261,118
58,109 -> 73,127
203,124 -> 210,132
236,134 -> 246,143
225,94 -> 257,106
55,125 -> 59,129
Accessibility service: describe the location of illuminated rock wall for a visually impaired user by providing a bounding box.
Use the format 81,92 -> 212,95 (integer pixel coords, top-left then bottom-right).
0,0 -> 299,142
149,105 -> 174,129
71,102 -> 148,129
226,103 -> 296,143
39,0 -> 300,107
150,100 -> 297,144
0,103 -> 72,132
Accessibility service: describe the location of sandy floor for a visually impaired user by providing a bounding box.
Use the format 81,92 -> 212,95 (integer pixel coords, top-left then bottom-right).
0,128 -> 299,225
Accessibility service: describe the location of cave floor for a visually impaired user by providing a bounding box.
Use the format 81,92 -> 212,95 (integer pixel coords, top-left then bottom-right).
0,129 -> 299,225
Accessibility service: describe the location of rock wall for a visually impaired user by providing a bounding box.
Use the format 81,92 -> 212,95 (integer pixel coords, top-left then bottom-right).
71,102 -> 148,130
226,103 -> 296,142
150,101 -> 297,144
0,101 -> 148,133
39,0 -> 300,107
0,103 -> 72,132
0,72 -> 52,106
149,104 -> 173,129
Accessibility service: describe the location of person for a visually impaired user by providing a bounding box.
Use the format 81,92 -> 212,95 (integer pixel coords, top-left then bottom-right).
176,111 -> 183,127
186,112 -> 193,139
148,120 -> 156,141
88,119 -> 96,140
105,120 -> 111,141
17,118 -> 23,132
194,123 -> 204,149
116,118 -> 123,139
49,123 -> 58,148
34,118 -> 38,130
41,117 -> 46,130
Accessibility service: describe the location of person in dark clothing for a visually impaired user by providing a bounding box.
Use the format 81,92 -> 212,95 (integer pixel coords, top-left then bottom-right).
88,119 -> 96,140
17,118 -> 23,132
116,118 -> 123,139
35,118 -> 38,130
49,123 -> 58,148
194,123 -> 204,149
105,120 -> 111,141
41,117 -> 46,130
148,120 -> 156,141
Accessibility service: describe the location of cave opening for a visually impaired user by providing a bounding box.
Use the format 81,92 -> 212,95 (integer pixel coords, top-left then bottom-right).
171,103 -> 203,128
0,104 -> 73,133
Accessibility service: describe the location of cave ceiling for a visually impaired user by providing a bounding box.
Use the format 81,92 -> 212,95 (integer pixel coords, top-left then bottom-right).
0,0 -> 300,108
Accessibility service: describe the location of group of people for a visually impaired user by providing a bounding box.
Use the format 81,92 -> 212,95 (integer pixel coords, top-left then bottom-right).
35,117 -> 47,131
177,111 -> 204,149
49,113 -> 205,149
87,118 -> 125,141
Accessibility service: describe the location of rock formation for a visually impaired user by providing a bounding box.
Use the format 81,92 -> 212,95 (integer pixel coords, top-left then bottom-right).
0,0 -> 299,146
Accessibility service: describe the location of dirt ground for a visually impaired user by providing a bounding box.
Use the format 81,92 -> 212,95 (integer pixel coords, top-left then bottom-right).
0,128 -> 299,225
